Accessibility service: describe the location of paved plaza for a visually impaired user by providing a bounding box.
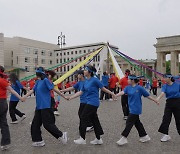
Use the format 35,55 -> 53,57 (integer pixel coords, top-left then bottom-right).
3,90 -> 180,154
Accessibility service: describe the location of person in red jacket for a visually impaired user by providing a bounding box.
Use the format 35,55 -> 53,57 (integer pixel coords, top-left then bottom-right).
64,81 -> 71,94
21,80 -> 27,96
139,78 -> 144,87
109,73 -> 119,100
152,77 -> 158,96
119,69 -> 130,120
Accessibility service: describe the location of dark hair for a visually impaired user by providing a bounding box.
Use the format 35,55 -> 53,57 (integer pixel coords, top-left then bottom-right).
103,72 -> 107,75
47,70 -> 56,78
0,65 -> 5,73
86,65 -> 97,77
9,73 -> 19,85
164,73 -> 175,82
130,74 -> 139,83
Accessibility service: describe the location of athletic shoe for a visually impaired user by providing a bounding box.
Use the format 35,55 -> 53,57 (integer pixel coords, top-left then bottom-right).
116,137 -> 128,145
74,137 -> 86,144
59,132 -> 68,144
20,115 -> 26,122
54,111 -> 60,116
90,138 -> 103,145
161,135 -> 171,142
1,145 -> 10,151
10,120 -> 18,124
109,99 -> 113,101
86,126 -> 94,132
123,116 -> 128,120
139,135 -> 151,143
32,140 -> 45,147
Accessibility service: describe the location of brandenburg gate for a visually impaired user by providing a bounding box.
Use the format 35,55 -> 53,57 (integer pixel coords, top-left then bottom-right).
154,35 -> 180,75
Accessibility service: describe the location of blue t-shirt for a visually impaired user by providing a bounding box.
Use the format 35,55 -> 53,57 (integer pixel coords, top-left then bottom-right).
161,82 -> 180,99
73,80 -> 87,103
33,78 -> 54,110
81,77 -> 103,107
10,80 -> 23,101
101,75 -> 109,87
124,85 -> 150,115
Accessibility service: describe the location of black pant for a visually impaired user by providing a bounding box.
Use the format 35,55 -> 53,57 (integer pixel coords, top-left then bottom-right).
100,86 -> 109,100
158,98 -> 180,135
21,88 -> 27,96
0,99 -> 11,146
109,88 -> 116,99
152,87 -> 157,96
9,101 -> 24,121
51,97 -> 58,111
31,108 -> 63,142
121,114 -> 147,137
121,94 -> 129,117
79,104 -> 104,139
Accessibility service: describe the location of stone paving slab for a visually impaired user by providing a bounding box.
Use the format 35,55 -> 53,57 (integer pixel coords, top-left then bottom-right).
2,90 -> 180,154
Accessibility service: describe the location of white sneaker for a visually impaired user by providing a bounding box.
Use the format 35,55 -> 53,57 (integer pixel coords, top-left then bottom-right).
90,138 -> 103,145
10,120 -> 18,124
86,126 -> 94,132
123,116 -> 128,120
54,111 -> 60,116
59,132 -> 68,144
74,137 -> 86,144
109,99 -> 113,101
32,140 -> 45,147
139,135 -> 151,143
116,137 -> 128,145
161,135 -> 171,142
1,145 -> 10,151
20,115 -> 26,122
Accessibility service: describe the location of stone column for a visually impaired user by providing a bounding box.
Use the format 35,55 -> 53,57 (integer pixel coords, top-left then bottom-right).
157,52 -> 166,74
0,33 -> 4,66
171,51 -> 179,75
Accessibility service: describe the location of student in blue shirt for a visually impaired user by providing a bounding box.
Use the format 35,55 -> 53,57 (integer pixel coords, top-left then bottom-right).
22,67 -> 68,147
116,75 -> 158,146
100,72 -> 109,101
9,73 -> 28,124
156,74 -> 180,142
61,70 -> 94,132
67,65 -> 116,145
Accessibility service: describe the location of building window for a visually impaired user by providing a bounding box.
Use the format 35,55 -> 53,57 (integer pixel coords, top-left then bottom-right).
11,60 -> 13,66
24,48 -> 30,54
71,65 -> 73,69
64,52 -> 66,56
71,51 -> 73,54
75,51 -> 77,54
60,67 -> 62,72
67,66 -> 69,71
41,50 -> 46,56
57,59 -> 59,63
84,50 -> 86,53
60,53 -> 62,56
60,59 -> 62,63
67,58 -> 69,61
34,49 -> 38,54
56,53 -> 59,56
79,50 -> 82,54
25,57 -> 30,63
80,58 -> 82,62
64,67 -> 66,72
25,66 -> 29,72
84,57 -> 86,60
33,58 -> 38,64
64,58 -> 66,62
49,60 -> 52,65
98,55 -> 100,61
49,51 -> 52,56
88,49 -> 91,52
41,59 -> 45,64
67,52 -> 69,55
11,51 -> 13,57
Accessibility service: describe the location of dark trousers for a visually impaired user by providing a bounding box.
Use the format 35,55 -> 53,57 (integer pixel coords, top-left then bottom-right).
152,87 -> 157,96
78,103 -> 93,128
9,101 -> 24,121
31,108 -> 63,142
21,88 -> 27,96
79,104 -> 104,140
109,88 -> 116,99
0,99 -> 11,146
100,86 -> 109,100
121,114 -> 147,137
158,98 -> 180,135
121,94 -> 129,117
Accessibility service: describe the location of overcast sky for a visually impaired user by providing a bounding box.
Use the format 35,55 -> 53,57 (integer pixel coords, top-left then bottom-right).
1,0 -> 180,59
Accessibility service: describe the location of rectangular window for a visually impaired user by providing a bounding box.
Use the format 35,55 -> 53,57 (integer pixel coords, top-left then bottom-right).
71,65 -> 73,69
57,59 -> 59,63
60,59 -> 62,63
41,50 -> 46,56
25,57 -> 30,63
11,51 -> 13,57
98,55 -> 100,61
60,53 -> 62,56
84,50 -> 86,53
25,66 -> 29,72
71,51 -> 73,54
49,60 -> 52,65
67,66 -> 69,71
64,52 -> 66,56
79,50 -> 82,54
64,67 -> 66,72
64,58 -> 66,62
56,53 -> 59,56
41,59 -> 45,64
34,49 -> 38,54
75,51 -> 77,54
67,52 -> 69,55
25,48 -> 30,54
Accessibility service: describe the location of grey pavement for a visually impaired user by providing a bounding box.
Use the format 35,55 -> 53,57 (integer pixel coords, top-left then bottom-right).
2,89 -> 180,154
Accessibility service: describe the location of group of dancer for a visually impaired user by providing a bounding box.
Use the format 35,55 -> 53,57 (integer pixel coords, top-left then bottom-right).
0,64 -> 179,151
